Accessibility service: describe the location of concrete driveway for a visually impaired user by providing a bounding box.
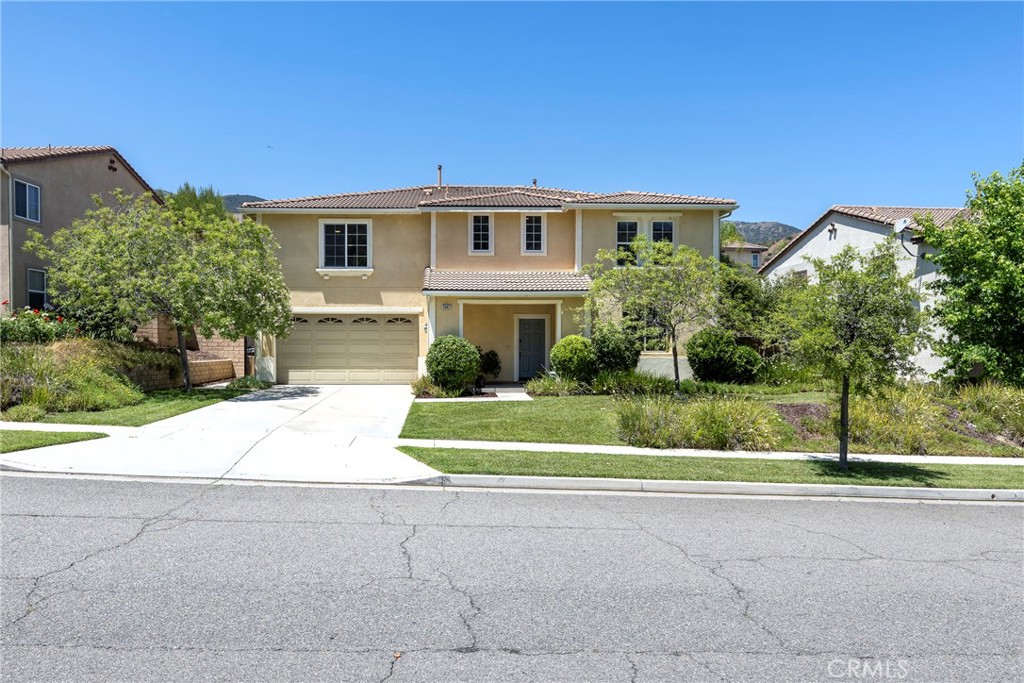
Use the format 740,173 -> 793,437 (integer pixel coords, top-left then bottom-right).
0,386 -> 439,483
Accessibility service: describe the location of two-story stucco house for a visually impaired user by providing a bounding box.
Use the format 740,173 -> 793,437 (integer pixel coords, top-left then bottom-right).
759,204 -> 966,375
721,241 -> 769,269
0,146 -> 159,309
242,181 -> 737,384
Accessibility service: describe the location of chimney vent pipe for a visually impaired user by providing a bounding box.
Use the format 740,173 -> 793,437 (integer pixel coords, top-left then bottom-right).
437,165 -> 442,188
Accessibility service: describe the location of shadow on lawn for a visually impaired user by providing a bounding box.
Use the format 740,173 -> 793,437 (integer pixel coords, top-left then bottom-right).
805,458 -> 950,486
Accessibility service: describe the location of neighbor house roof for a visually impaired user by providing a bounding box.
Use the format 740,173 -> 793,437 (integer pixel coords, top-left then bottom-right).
242,185 -> 736,211
759,204 -> 967,274
0,145 -> 162,203
422,269 -> 592,294
722,242 -> 769,251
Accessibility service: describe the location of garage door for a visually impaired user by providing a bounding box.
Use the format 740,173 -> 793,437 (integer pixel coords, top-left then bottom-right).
276,315 -> 419,384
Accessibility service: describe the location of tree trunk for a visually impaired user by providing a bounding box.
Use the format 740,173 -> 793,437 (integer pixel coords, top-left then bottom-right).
839,374 -> 850,470
176,326 -> 192,391
670,327 -> 681,393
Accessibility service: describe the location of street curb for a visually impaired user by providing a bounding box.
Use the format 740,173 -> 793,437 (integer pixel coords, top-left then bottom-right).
406,474 -> 1024,502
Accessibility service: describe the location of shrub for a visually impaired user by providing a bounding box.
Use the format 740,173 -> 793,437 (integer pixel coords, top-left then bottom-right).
2,404 -> 47,422
477,347 -> 502,381
616,395 -> 785,450
410,375 -> 464,399
524,375 -> 586,397
425,336 -> 481,391
592,324 -> 640,373
0,306 -> 77,344
549,335 -> 597,382
844,384 -> 941,454
591,370 -> 676,396
226,376 -> 271,391
686,327 -> 760,384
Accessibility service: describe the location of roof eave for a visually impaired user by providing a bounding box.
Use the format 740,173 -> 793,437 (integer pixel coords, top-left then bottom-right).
422,290 -> 590,297
241,207 -> 421,215
563,202 -> 739,211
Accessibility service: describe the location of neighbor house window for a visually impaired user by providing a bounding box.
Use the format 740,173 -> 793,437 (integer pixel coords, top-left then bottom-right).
751,252 -> 760,268
522,215 -> 545,254
616,221 -> 638,265
652,220 -> 674,244
27,268 -> 47,309
321,221 -> 371,268
14,180 -> 40,222
470,215 -> 493,254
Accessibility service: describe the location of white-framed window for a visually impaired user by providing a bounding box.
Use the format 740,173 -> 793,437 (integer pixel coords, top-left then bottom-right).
14,180 -> 40,222
751,252 -> 760,268
521,214 -> 546,255
27,268 -> 47,309
319,220 -> 372,268
652,220 -> 674,244
469,214 -> 493,255
616,221 -> 638,265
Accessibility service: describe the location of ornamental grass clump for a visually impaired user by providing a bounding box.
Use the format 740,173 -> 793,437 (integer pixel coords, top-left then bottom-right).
616,395 -> 785,450
954,381 -> 1024,444
843,384 -> 940,455
523,375 -> 586,397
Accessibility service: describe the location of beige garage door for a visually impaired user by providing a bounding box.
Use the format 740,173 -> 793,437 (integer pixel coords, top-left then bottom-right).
276,315 -> 419,384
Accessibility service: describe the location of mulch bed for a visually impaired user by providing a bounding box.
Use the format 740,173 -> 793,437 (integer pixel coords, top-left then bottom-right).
773,402 -> 830,440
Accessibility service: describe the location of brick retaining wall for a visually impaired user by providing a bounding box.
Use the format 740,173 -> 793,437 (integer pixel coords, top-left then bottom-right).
126,360 -> 236,391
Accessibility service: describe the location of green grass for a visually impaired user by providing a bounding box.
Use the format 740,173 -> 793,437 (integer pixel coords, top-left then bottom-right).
401,396 -> 623,445
1,430 -> 107,453
400,447 -> 1024,490
38,388 -> 249,427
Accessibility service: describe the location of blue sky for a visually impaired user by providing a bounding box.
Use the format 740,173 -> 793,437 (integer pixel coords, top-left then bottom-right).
2,2 -> 1021,227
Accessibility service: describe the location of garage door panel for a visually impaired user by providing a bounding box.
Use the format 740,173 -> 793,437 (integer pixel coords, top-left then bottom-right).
277,314 -> 418,385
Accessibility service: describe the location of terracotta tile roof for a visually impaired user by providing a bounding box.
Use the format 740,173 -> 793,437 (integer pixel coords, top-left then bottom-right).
242,185 -> 737,211
422,269 -> 592,293
564,191 -> 737,206
0,145 -> 162,203
759,204 -> 968,274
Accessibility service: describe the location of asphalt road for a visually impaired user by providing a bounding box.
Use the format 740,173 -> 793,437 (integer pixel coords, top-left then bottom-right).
1,475 -> 1021,682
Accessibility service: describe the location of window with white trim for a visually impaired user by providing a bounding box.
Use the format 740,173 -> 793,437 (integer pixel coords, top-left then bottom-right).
14,180 -> 40,222
522,215 -> 545,254
616,221 -> 638,265
27,268 -> 47,309
652,220 -> 674,243
751,252 -> 760,268
321,221 -> 371,268
470,215 -> 493,254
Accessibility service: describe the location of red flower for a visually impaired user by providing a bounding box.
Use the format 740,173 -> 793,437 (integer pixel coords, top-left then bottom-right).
57,316 -> 63,322
1,299 -> 7,306
32,309 -> 39,314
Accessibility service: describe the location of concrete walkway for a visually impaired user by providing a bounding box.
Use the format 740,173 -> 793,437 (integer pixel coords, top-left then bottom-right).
0,386 -> 439,483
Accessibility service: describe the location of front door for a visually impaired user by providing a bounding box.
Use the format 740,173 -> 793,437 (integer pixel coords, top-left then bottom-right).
518,318 -> 546,380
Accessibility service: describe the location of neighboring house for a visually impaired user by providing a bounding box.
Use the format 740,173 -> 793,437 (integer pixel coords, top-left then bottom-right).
721,241 -> 769,269
242,181 -> 738,384
758,204 -> 966,375
0,146 -> 159,309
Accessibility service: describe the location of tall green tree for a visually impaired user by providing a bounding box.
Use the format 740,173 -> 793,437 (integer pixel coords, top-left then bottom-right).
26,190 -> 292,389
918,163 -> 1024,386
719,221 -> 742,247
164,182 -> 231,220
586,236 -> 719,390
788,242 -> 924,469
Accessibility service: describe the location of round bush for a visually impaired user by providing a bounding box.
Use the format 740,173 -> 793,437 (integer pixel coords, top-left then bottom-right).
550,335 -> 597,382
592,324 -> 640,373
686,327 -> 760,384
426,336 -> 481,390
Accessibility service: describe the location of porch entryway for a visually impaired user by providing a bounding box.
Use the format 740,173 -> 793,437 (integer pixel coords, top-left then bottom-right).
517,318 -> 547,380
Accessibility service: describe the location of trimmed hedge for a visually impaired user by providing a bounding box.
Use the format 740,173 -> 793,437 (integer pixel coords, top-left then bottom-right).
550,335 -> 597,382
426,336 -> 481,390
686,327 -> 760,384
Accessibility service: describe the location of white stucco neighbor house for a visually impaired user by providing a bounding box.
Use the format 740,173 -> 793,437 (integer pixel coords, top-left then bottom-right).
758,205 -> 966,376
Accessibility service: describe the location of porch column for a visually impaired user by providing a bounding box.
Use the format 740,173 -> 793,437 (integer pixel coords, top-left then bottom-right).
427,296 -> 436,344
555,301 -> 562,341
712,209 -> 721,261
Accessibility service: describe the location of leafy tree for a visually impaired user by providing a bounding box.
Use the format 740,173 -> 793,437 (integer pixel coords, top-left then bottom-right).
586,236 -> 719,390
918,163 -> 1024,386
26,190 -> 292,389
719,220 -> 742,246
164,182 -> 231,220
788,242 -> 924,469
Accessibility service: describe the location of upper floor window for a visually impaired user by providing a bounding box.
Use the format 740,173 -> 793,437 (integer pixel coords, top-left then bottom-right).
522,215 -> 546,255
652,221 -> 674,243
469,214 -> 493,255
14,180 -> 40,222
321,220 -> 371,268
27,268 -> 47,309
751,252 -> 760,268
616,221 -> 638,265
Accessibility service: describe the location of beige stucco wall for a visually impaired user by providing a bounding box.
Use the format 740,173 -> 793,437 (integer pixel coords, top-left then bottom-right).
580,209 -> 715,266
433,211 -> 576,271
1,153 -> 153,308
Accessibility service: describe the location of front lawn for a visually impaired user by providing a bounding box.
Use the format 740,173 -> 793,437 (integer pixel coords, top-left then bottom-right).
400,447 -> 1024,490
401,396 -> 622,445
38,388 -> 250,427
1,430 -> 107,453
